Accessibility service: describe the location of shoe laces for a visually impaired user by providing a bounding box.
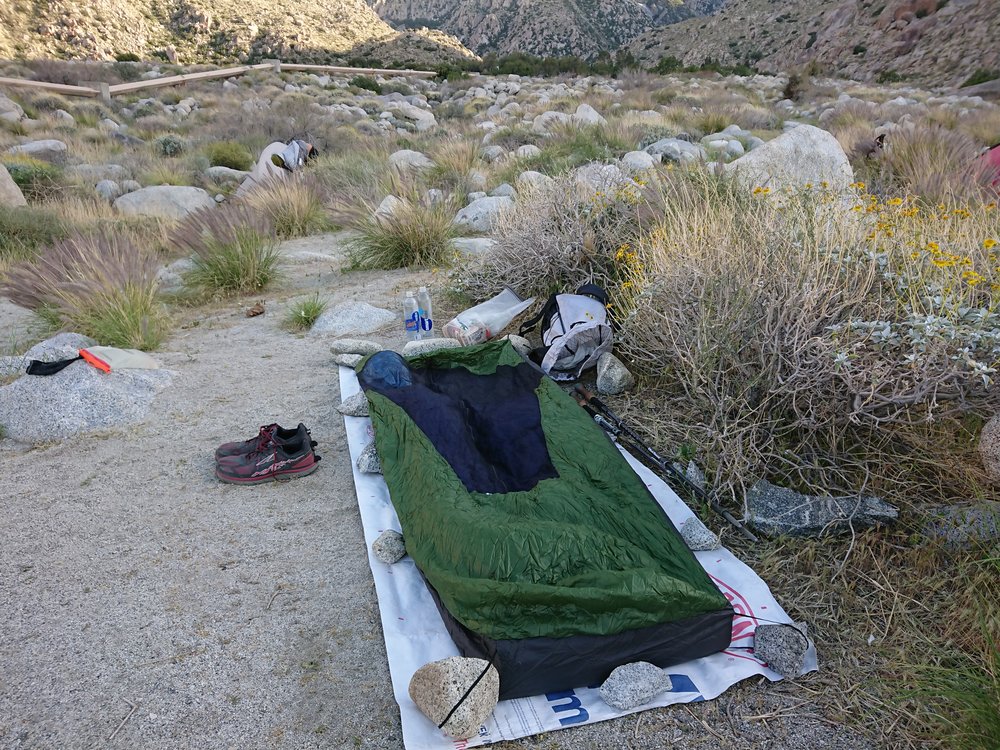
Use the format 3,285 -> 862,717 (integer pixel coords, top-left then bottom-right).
254,424 -> 277,446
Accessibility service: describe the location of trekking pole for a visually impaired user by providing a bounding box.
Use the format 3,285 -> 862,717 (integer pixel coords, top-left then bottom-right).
573,386 -> 758,543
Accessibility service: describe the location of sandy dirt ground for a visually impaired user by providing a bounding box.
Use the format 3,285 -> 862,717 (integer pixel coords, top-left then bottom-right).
0,236 -> 874,750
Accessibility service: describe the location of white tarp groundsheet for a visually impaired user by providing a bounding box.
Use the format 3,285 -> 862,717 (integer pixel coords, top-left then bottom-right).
339,367 -> 817,750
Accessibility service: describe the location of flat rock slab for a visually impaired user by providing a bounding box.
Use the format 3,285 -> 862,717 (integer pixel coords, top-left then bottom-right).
401,338 -> 461,356
746,479 -> 898,537
330,339 -> 383,356
313,302 -> 397,336
113,186 -> 216,220
0,361 -> 173,442
24,332 -> 96,362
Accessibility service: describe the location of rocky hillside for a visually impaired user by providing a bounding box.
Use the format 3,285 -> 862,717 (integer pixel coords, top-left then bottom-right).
367,0 -> 656,59
629,0 -> 1000,88
0,0 -> 474,67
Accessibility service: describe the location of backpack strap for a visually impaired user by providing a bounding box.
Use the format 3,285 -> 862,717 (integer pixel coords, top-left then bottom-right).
575,283 -> 607,306
518,293 -> 558,336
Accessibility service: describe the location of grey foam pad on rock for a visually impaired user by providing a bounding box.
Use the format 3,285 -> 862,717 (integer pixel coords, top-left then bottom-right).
402,338 -> 461,356
372,529 -> 406,564
0,361 -> 172,442
680,516 -> 720,551
754,622 -> 809,678
746,479 -> 897,537
329,338 -> 383,356
336,391 -> 369,418
357,441 -> 382,474
599,662 -> 672,710
408,656 -> 500,740
333,353 -> 363,368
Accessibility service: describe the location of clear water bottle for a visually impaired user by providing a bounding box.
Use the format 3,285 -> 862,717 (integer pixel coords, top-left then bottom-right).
416,286 -> 433,337
403,291 -> 421,341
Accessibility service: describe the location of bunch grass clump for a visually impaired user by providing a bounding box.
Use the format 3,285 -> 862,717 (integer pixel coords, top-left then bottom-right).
0,206 -> 68,264
340,180 -> 460,270
284,292 -> 328,331
428,138 -> 482,194
312,144 -> 392,207
172,206 -> 280,297
503,122 -> 632,179
863,123 -> 995,204
242,178 -> 330,238
0,230 -> 167,349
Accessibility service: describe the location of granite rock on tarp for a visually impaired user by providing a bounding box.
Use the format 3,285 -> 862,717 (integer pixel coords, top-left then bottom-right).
599,662 -> 672,710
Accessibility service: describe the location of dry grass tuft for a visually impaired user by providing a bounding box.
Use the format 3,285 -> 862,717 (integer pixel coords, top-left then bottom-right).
338,182 -> 461,270
0,230 -> 166,349
866,124 -> 996,204
456,171 -> 647,302
241,177 -> 330,238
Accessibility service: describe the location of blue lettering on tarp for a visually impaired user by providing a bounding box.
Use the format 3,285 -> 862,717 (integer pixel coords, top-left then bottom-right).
545,689 -> 589,725
666,674 -> 704,701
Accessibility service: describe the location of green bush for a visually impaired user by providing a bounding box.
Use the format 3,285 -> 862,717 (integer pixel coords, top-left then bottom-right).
961,69 -> 999,88
115,52 -> 140,62
173,206 -> 281,296
155,134 -> 186,157
502,124 -> 631,179
0,155 -> 64,201
0,206 -> 67,262
349,75 -> 382,94
382,81 -> 414,97
652,56 -> 683,74
204,141 -> 253,171
877,69 -> 904,84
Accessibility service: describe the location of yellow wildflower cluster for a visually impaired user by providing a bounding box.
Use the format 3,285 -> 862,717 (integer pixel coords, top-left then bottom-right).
860,192 -> 1000,297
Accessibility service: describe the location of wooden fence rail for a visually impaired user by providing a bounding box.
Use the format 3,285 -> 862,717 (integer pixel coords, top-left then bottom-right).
0,60 -> 438,100
0,76 -> 99,98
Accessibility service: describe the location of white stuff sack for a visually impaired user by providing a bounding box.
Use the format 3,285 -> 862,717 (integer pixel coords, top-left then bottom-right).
443,288 -> 535,346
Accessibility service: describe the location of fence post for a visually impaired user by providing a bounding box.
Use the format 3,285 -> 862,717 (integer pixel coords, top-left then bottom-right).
263,59 -> 281,73
82,81 -> 111,101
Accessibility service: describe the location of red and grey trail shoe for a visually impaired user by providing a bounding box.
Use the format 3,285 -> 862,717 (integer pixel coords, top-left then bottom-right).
215,436 -> 321,484
215,423 -> 314,461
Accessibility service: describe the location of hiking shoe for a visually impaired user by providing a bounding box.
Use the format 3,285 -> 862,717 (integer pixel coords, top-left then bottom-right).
215,423 -> 314,461
215,436 -> 321,484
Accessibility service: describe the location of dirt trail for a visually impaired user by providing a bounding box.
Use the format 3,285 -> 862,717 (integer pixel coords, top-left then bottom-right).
0,237 -> 872,750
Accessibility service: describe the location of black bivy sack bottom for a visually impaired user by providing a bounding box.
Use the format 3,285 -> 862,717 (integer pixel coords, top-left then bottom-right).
425,580 -> 735,700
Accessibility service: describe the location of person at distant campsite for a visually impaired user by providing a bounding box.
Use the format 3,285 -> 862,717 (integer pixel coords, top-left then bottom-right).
235,137 -> 319,198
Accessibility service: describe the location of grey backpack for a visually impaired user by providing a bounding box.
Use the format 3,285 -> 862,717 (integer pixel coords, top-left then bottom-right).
519,284 -> 613,381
